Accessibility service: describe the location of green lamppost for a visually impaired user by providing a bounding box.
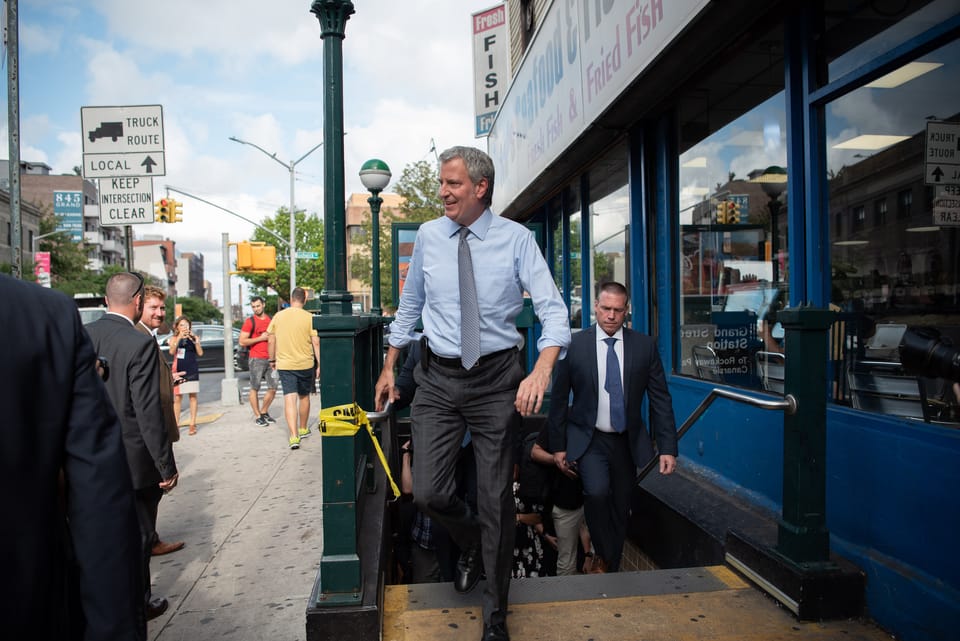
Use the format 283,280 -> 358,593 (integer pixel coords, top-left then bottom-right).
359,159 -> 391,316
312,0 -> 354,316
755,165 -> 787,283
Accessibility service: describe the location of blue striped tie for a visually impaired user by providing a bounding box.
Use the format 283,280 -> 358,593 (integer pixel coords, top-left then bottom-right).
604,337 -> 626,432
459,227 -> 480,369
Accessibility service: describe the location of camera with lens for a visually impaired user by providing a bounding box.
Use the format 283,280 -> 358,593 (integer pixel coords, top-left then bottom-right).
898,327 -> 960,382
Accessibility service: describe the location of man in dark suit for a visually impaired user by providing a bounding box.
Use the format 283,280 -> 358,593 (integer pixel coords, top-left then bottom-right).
2,274 -> 144,640
136,284 -> 185,557
86,272 -> 179,619
548,281 -> 678,572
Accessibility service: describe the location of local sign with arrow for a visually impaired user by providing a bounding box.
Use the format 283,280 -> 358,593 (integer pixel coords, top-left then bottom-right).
81,105 -> 166,178
924,121 -> 960,186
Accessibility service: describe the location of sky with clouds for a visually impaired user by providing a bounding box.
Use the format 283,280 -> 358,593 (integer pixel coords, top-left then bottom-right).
3,0 -> 499,304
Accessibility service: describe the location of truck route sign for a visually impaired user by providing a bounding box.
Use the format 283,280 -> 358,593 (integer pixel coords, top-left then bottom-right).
81,105 -> 166,178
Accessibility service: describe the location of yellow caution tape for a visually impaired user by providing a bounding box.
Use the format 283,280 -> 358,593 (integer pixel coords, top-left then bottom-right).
318,403 -> 401,499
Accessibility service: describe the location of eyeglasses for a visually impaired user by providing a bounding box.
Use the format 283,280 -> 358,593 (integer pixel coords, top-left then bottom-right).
127,271 -> 145,298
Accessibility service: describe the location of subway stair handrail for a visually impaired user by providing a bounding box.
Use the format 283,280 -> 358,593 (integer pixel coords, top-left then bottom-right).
637,389 -> 797,483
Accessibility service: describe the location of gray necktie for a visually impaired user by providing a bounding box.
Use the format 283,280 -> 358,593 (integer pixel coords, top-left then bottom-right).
459,227 -> 480,369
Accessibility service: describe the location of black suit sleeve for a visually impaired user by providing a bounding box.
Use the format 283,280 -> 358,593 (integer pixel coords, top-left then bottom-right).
129,336 -> 177,480
63,309 -> 145,640
643,341 -> 679,457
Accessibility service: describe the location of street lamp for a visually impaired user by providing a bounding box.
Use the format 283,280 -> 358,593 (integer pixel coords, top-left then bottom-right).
754,165 -> 788,283
228,136 -> 323,292
359,159 -> 392,315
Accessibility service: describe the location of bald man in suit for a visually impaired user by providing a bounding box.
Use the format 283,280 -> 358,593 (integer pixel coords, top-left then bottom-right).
2,274 -> 144,640
548,281 -> 678,572
86,272 -> 179,620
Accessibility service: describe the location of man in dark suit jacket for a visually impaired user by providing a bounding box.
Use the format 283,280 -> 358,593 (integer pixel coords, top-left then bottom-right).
2,274 -> 144,640
86,272 -> 179,619
136,284 -> 185,557
548,281 -> 677,572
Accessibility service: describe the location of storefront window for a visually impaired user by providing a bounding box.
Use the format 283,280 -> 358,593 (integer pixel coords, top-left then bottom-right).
823,0 -> 954,84
566,183 -> 583,329
569,212 -> 584,328
677,92 -> 789,388
588,143 -> 630,327
826,36 -> 959,425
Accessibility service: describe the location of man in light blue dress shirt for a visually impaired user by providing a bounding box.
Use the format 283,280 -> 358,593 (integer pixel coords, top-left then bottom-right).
375,146 -> 570,641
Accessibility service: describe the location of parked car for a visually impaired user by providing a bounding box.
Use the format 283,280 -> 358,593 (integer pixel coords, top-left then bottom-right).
158,324 -> 245,372
74,293 -> 107,325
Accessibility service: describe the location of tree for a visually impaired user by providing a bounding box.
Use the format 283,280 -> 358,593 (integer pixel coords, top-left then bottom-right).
241,207 -> 325,298
175,296 -> 223,324
352,160 -> 442,309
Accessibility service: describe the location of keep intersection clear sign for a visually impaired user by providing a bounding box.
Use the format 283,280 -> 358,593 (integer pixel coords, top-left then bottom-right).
98,177 -> 155,225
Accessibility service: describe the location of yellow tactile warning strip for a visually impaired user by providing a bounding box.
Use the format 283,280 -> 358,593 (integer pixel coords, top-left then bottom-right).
177,412 -> 223,427
383,566 -> 892,641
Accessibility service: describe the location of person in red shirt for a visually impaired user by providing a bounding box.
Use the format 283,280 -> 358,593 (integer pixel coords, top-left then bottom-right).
240,296 -> 278,426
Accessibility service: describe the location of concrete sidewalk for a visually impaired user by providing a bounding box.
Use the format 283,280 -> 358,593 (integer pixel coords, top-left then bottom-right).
147,395 -> 324,641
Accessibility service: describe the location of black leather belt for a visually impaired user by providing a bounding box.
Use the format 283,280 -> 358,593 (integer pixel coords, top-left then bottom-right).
429,347 -> 517,369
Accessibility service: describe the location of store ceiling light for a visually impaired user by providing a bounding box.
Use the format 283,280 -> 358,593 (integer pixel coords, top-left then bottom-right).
834,240 -> 870,246
682,156 -> 707,168
833,134 -> 910,150
906,226 -> 941,232
865,62 -> 942,88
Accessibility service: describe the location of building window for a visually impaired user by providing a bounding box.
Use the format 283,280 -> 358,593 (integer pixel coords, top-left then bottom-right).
852,205 -> 865,231
874,199 -> 887,226
520,0 -> 535,53
897,189 -> 912,219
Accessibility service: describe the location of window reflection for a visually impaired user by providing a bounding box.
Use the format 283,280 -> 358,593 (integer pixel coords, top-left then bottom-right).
567,183 -> 583,329
827,37 -> 959,425
678,92 -> 788,388
588,143 -> 630,327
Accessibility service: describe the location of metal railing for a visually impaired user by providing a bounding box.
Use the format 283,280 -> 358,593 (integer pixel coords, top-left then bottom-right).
637,388 -> 797,482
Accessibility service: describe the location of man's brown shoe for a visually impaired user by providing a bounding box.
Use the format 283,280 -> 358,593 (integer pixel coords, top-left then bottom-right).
152,540 -> 185,556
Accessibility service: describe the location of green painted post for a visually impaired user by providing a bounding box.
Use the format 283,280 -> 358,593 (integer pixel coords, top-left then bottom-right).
776,306 -> 835,566
309,0 -> 369,607
313,0 -> 353,317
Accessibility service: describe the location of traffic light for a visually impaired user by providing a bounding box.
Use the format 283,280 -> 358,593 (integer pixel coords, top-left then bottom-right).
715,201 -> 728,224
728,200 -> 741,224
170,199 -> 183,223
235,242 -> 276,272
250,244 -> 276,271
156,198 -> 172,223
236,242 -> 254,270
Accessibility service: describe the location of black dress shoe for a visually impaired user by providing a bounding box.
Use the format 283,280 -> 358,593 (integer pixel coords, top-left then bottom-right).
454,544 -> 482,594
146,597 -> 169,621
481,622 -> 510,641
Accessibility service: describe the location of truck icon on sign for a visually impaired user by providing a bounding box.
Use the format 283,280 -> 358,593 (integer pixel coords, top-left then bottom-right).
88,122 -> 123,142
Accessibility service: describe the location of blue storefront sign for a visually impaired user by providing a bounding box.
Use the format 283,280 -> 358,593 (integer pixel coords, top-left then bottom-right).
54,190 -> 84,242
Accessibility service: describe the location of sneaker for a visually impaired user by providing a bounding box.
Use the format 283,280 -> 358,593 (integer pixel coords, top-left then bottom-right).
255,416 -> 268,427
288,436 -> 300,450
298,427 -> 312,438
261,413 -> 277,424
